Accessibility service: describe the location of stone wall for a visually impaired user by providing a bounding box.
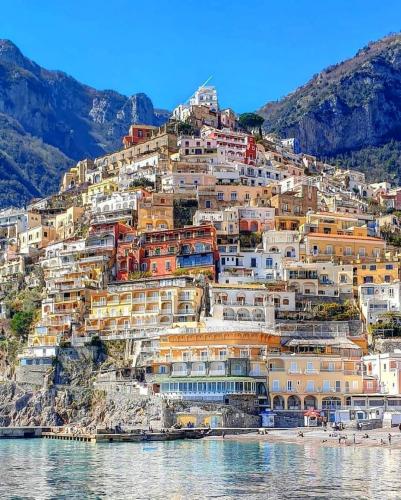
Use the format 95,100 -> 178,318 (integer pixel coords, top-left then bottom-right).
375,338 -> 401,353
273,411 -> 304,428
164,400 -> 261,428
15,365 -> 51,388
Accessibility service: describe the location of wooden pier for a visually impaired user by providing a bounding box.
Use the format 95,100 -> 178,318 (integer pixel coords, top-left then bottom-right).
43,432 -> 95,442
42,428 -> 209,443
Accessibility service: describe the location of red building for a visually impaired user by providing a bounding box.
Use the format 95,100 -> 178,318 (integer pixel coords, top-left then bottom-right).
245,135 -> 256,164
116,229 -> 140,281
123,124 -> 157,148
116,225 -> 219,280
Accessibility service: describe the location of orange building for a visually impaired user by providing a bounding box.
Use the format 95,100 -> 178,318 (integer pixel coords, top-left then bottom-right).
123,124 -> 157,148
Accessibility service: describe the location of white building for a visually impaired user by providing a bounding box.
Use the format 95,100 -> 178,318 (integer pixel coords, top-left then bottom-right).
283,262 -> 354,297
91,191 -> 142,215
189,85 -> 218,111
194,208 -> 239,238
208,284 -> 276,328
262,230 -> 300,259
359,282 -> 401,325
118,152 -> 165,189
363,352 -> 401,395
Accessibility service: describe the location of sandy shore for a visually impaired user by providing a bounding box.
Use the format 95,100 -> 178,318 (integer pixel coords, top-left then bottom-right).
206,427 -> 401,449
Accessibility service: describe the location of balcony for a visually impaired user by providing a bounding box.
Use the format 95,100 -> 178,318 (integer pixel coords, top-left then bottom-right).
172,369 -> 189,377
288,368 -> 302,374
190,369 -> 207,377
209,368 -> 226,376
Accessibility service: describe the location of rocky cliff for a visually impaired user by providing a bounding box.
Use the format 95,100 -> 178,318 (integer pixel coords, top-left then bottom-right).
259,33 -> 401,182
0,40 -> 169,206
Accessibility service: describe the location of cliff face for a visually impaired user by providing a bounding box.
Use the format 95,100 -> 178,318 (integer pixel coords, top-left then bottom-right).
0,40 -> 169,206
259,34 -> 401,181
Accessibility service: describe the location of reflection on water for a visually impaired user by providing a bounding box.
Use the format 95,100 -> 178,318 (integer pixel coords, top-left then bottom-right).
0,438 -> 400,499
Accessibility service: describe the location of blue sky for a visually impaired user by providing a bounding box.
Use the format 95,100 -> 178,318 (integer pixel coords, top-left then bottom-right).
1,0 -> 401,112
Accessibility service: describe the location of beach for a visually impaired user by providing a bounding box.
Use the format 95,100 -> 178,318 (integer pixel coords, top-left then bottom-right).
207,427 -> 401,449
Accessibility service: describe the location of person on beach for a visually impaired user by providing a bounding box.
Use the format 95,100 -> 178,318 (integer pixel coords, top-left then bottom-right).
388,433 -> 392,445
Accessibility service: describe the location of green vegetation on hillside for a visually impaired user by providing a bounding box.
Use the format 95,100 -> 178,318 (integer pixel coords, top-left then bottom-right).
326,140 -> 401,183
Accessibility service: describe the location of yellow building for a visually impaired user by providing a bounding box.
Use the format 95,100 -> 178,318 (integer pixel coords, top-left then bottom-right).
85,276 -> 202,338
60,159 -> 94,192
302,212 -> 374,235
267,337 -> 364,416
84,177 -> 118,205
153,330 -> 280,408
137,193 -> 174,232
303,231 -> 386,263
54,206 -> 85,240
0,254 -> 25,285
353,259 -> 400,287
274,215 -> 305,231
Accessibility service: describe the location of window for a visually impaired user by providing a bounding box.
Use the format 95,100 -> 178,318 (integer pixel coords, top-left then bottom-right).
250,258 -> 257,268
363,276 -> 373,284
306,381 -> 314,392
230,192 -> 237,201
266,258 -> 273,268
217,192 -> 224,201
369,265 -> 376,271
272,380 -> 280,391
165,261 -> 171,271
358,248 -> 366,257
287,380 -> 293,391
205,200 -> 211,208
386,264 -> 393,270
322,380 -> 330,391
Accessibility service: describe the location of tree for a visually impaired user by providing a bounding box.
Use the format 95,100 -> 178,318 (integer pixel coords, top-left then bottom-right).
10,310 -> 34,339
238,113 -> 265,136
129,177 -> 154,189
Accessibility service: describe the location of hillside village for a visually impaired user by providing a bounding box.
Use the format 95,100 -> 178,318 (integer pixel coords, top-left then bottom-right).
1,84 -> 401,428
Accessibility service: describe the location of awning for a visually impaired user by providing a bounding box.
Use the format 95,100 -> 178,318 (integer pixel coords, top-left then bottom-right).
304,410 -> 320,417
282,337 -> 360,349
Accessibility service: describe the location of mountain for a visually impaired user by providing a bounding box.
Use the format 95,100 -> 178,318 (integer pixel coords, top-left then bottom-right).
259,33 -> 401,183
0,39 -> 169,207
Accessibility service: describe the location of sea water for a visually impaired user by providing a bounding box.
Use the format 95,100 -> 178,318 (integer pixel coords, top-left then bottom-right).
0,438 -> 399,499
